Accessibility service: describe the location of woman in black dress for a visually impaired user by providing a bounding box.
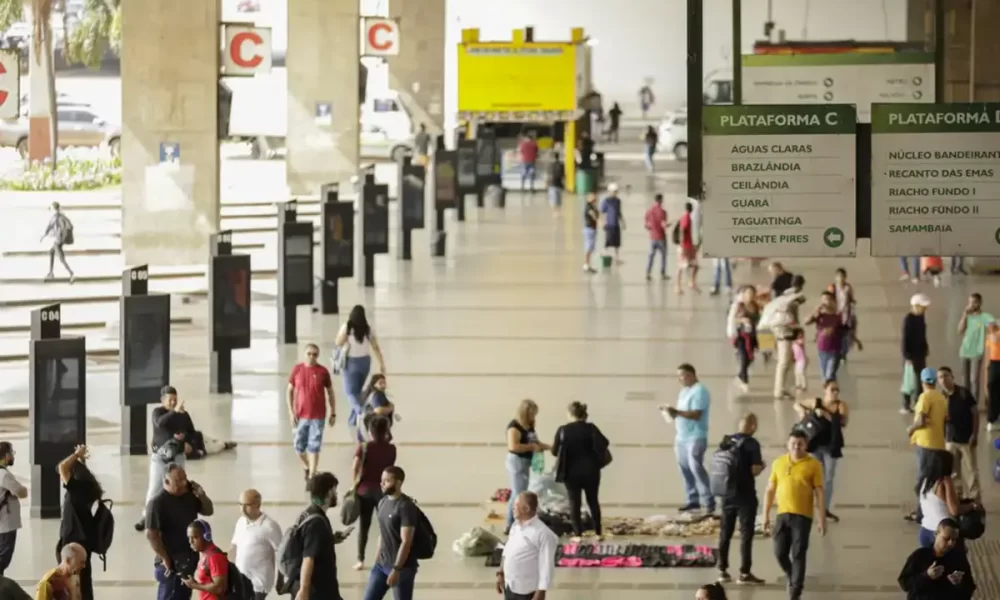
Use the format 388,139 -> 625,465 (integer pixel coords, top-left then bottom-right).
56,445 -> 107,600
551,401 -> 610,542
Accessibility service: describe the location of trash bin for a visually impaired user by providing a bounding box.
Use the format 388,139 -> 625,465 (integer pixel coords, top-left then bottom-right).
575,169 -> 594,195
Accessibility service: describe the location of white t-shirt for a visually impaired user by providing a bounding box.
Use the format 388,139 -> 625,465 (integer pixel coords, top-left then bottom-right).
338,323 -> 376,357
0,468 -> 24,533
231,513 -> 283,593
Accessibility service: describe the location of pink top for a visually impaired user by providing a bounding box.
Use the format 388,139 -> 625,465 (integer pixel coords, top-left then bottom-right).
792,340 -> 806,364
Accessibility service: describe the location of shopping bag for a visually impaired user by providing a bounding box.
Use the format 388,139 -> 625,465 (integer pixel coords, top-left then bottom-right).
900,363 -> 917,395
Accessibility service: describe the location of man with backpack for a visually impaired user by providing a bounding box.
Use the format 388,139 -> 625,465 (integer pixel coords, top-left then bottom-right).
40,201 -> 76,283
363,466 -> 432,600
279,472 -> 343,600
711,413 -> 766,585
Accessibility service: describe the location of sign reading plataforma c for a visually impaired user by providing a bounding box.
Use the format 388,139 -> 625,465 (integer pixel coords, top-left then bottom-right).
871,103 -> 1000,257
702,105 -> 857,258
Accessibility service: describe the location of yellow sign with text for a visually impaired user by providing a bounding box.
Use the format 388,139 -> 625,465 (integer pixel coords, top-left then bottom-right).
457,42 -> 578,113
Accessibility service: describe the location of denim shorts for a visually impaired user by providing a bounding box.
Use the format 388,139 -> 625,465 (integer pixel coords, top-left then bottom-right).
294,418 -> 325,454
583,228 -> 597,253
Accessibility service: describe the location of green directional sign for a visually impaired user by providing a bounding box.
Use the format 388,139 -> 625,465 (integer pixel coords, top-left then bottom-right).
824,227 -> 845,248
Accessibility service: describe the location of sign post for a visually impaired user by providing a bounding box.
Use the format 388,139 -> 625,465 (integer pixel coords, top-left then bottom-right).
319,186 -> 354,314
456,138 -> 478,221
277,201 -> 314,344
701,105 -> 858,258
208,231 -> 252,394
29,303 -> 86,519
0,50 -> 22,120
871,103 -> 1000,257
398,153 -> 426,260
432,148 -> 458,257
361,174 -> 389,287
119,265 -> 171,456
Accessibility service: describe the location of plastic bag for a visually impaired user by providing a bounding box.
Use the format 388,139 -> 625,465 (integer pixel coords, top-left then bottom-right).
530,451 -> 545,474
528,471 -> 567,503
452,527 -> 503,557
900,363 -> 917,395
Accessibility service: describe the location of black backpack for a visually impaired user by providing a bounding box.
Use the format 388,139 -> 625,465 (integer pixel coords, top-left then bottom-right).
202,552 -> 254,600
671,222 -> 682,245
91,499 -> 115,570
709,436 -> 745,498
407,498 -> 438,560
275,512 -> 328,594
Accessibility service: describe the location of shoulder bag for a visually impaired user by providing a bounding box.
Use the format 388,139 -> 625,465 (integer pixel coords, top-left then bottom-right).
339,443 -> 367,526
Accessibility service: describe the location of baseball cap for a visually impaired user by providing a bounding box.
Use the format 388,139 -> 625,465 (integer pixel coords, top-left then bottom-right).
920,367 -> 938,384
910,293 -> 931,308
607,183 -> 619,193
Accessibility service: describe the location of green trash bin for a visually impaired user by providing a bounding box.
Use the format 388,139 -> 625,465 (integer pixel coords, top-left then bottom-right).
575,169 -> 594,195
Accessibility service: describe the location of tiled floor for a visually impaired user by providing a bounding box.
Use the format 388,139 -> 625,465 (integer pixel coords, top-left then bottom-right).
1,155 -> 999,600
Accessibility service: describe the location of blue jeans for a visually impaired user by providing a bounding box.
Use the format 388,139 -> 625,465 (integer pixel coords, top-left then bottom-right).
899,257 -> 918,275
713,258 -> 732,290
521,163 -> 536,190
344,355 -> 372,435
154,563 -> 192,600
644,146 -> 655,171
363,564 -> 416,600
675,437 -> 714,510
810,447 -> 838,509
294,418 -> 325,454
505,454 -> 531,529
548,186 -> 562,207
951,257 -> 965,273
646,240 -> 667,275
817,350 -> 839,382
918,527 -> 935,548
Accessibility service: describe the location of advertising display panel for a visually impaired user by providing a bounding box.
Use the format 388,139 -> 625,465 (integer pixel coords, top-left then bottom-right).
324,202 -> 354,278
457,42 -> 578,113
363,184 -> 390,254
122,294 -> 170,404
211,254 -> 252,350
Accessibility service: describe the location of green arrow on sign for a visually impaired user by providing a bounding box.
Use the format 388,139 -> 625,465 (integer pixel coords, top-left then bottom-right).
824,227 -> 844,248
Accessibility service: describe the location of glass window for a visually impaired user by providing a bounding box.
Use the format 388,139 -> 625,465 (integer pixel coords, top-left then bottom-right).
372,98 -> 399,113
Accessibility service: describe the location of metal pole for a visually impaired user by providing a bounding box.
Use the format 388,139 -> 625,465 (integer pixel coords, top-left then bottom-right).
732,0 -> 742,105
686,0 -> 704,200
934,0 -> 945,103
969,0 -> 977,101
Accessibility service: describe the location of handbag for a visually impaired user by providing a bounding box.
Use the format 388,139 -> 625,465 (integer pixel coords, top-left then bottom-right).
340,443 -> 367,526
332,345 -> 348,375
592,424 -> 613,468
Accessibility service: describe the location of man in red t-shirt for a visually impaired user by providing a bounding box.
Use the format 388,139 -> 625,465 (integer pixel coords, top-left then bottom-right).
286,344 -> 336,481
518,133 -> 539,193
675,202 -> 701,294
183,520 -> 228,600
644,193 -> 669,280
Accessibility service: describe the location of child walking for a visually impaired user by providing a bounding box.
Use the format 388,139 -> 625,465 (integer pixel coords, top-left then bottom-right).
793,328 -> 808,393
358,374 -> 397,441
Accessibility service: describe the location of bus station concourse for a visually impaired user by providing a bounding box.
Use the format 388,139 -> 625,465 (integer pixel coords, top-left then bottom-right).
2,1 -> 1000,599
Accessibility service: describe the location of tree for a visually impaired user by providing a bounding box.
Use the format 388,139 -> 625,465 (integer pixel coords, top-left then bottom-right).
62,0 -> 120,68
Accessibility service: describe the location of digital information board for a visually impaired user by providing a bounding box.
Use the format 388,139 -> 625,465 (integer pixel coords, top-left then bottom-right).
211,254 -> 252,350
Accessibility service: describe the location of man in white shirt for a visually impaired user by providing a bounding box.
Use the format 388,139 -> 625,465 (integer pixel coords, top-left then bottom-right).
230,488 -> 283,599
0,442 -> 26,576
496,492 -> 557,600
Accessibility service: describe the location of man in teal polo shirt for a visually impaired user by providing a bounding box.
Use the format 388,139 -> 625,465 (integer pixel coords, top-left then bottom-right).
663,363 -> 714,514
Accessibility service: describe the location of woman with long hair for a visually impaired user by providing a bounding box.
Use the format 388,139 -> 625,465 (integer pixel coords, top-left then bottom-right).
794,379 -> 849,523
335,305 -> 386,439
351,416 -> 397,571
56,445 -> 105,600
359,374 -> 396,442
505,399 -> 548,533
728,285 -> 760,394
916,450 -> 977,548
551,401 -> 609,542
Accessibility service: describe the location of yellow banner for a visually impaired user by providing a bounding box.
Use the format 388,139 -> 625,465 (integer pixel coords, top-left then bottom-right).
457,43 -> 578,113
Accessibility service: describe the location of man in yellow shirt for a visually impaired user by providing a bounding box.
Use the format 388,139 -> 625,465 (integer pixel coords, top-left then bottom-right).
762,430 -> 825,600
36,542 -> 85,600
906,367 -> 948,523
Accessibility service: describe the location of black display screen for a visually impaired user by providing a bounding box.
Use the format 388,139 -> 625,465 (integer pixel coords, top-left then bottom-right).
324,203 -> 354,278
435,158 -> 457,208
212,255 -> 251,350
476,138 -> 497,176
37,357 -> 82,444
363,186 -> 389,254
457,147 -> 477,189
401,171 -> 425,227
124,309 -> 167,390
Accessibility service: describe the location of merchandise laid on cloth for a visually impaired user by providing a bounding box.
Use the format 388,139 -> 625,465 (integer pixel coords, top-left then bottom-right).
452,527 -> 504,557
485,543 -> 718,568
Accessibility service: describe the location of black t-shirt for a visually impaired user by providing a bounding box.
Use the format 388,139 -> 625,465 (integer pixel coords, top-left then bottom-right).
59,478 -> 98,550
507,420 -> 536,460
297,505 -> 340,599
946,385 -> 977,443
726,433 -> 764,505
771,272 -> 793,297
376,495 -> 421,569
151,407 -> 194,449
584,203 -> 599,229
145,490 -> 203,568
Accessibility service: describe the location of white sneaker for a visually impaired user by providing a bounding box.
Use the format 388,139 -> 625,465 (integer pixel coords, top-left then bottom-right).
899,407 -> 912,415
988,422 -> 994,432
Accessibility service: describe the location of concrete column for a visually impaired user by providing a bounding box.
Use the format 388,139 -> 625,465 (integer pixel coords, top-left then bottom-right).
387,0 -> 446,135
286,0 -> 360,196
27,8 -> 56,162
121,0 -> 220,265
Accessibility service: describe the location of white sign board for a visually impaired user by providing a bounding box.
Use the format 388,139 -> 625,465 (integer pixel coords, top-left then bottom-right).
222,24 -> 273,76
742,53 -> 934,122
871,103 -> 1000,257
0,50 -> 20,120
702,105 -> 857,258
362,17 -> 400,56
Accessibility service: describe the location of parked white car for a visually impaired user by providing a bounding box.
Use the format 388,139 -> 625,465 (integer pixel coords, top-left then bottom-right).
657,109 -> 688,161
